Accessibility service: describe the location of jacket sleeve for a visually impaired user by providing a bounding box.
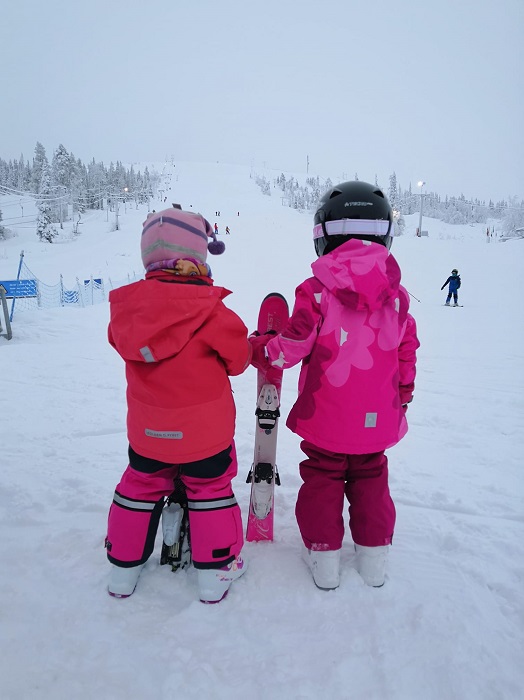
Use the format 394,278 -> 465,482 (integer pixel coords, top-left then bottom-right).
398,312 -> 420,405
266,280 -> 321,370
209,303 -> 251,376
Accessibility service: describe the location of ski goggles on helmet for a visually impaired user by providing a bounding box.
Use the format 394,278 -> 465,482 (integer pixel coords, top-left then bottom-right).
313,218 -> 391,239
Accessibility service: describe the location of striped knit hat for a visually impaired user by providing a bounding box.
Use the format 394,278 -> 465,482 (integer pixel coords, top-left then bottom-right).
141,207 -> 225,272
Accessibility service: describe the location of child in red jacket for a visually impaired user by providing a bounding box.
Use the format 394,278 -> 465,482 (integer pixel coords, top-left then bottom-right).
106,207 -> 251,603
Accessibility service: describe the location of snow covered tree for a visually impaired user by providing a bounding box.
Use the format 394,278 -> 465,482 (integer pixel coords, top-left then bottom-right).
86,159 -> 107,209
17,153 -> 28,189
51,144 -> 71,189
388,172 -> 399,211
51,144 -> 71,227
501,197 -> 524,239
142,166 -> 154,203
71,158 -> 88,213
31,142 -> 48,193
36,162 -> 58,242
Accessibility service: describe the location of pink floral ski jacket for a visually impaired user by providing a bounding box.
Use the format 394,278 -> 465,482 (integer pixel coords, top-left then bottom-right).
266,239 -> 420,454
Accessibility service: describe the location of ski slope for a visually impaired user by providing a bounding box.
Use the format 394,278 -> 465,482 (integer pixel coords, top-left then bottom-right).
1,161 -> 523,700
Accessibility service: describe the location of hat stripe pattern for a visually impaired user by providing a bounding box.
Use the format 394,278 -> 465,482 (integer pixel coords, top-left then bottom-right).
141,209 -> 214,270
142,215 -> 210,243
142,240 -> 206,262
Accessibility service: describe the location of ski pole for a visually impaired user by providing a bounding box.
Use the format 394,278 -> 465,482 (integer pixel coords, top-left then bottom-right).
408,290 -> 421,303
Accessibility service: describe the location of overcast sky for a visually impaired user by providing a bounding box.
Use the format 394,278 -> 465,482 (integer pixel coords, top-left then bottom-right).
1,0 -> 522,202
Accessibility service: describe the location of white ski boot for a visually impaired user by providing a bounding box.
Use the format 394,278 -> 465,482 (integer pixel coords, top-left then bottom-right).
303,548 -> 341,590
108,563 -> 145,598
197,555 -> 248,604
355,545 -> 389,587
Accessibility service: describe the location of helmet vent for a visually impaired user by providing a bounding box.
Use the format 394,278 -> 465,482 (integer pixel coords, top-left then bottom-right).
374,189 -> 385,198
329,189 -> 342,199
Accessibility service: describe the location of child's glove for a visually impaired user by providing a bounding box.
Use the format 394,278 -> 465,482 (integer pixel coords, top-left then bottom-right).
248,331 -> 280,384
248,332 -> 274,371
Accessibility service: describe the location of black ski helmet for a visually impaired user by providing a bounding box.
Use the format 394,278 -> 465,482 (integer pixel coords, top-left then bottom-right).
313,181 -> 394,257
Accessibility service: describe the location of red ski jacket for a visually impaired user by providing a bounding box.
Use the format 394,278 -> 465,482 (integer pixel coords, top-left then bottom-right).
108,271 -> 251,463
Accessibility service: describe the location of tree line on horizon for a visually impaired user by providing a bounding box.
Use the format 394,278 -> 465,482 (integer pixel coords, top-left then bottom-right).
1,142 -> 523,241
256,171 -> 524,235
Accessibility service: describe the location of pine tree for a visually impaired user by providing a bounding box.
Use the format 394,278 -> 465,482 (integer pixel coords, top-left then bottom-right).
72,158 -> 88,213
388,172 -> 398,211
51,144 -> 71,228
501,196 -> 524,238
17,154 -> 26,189
31,142 -> 48,194
36,162 -> 58,243
51,144 -> 71,189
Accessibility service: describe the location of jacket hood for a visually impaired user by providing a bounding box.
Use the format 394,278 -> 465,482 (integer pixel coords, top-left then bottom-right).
108,276 -> 230,363
311,238 -> 401,311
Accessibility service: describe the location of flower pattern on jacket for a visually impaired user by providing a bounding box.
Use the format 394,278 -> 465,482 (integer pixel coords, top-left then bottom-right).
318,298 -> 375,388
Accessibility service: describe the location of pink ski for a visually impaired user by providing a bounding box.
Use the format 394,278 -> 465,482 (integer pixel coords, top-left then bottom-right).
246,293 -> 289,542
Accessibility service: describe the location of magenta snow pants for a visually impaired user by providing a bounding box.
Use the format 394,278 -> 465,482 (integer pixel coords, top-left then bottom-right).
295,441 -> 396,550
106,443 -> 243,569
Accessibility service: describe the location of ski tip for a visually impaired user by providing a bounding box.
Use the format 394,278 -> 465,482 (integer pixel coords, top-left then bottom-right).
261,292 -> 289,307
262,292 -> 286,301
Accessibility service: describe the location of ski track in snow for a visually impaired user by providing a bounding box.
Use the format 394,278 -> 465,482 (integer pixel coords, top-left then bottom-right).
1,161 -> 523,700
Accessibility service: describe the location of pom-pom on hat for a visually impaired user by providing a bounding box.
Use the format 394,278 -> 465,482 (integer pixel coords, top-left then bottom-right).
141,207 -> 225,271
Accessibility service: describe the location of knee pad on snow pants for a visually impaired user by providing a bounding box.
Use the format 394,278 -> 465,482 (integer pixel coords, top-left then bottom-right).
181,444 -> 244,570
106,444 -> 243,569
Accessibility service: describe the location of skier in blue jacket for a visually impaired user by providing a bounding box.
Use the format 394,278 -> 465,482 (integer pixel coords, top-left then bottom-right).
441,269 -> 461,306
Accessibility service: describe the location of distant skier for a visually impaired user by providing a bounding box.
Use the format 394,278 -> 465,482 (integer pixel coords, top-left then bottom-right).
214,222 -> 219,236
225,226 -> 230,235
249,181 -> 419,591
441,269 -> 461,306
105,206 -> 251,603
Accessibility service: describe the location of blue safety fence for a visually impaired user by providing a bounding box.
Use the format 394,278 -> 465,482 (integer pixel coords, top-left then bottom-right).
1,253 -> 140,319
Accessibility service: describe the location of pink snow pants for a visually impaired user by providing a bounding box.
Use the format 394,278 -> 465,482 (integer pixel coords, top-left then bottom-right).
295,441 -> 396,550
106,443 -> 243,569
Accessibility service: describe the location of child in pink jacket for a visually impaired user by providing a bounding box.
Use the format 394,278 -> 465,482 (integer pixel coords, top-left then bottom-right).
250,181 -> 419,590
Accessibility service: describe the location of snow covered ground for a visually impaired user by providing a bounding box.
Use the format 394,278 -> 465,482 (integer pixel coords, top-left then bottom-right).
1,162 -> 523,700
